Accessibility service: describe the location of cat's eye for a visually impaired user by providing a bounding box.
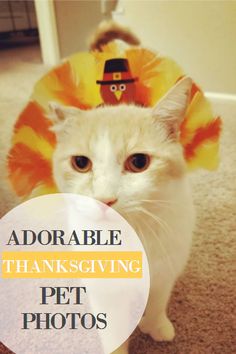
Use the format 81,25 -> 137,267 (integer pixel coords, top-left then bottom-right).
119,84 -> 126,91
125,153 -> 151,173
110,85 -> 117,92
71,156 -> 92,173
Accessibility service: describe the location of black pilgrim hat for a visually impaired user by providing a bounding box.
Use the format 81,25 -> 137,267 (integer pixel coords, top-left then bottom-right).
96,58 -> 138,85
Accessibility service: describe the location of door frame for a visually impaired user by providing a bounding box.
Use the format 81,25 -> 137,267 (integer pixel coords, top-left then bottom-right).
34,0 -> 60,66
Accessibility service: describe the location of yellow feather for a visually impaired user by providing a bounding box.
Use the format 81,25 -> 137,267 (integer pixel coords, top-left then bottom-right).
29,185 -> 58,199
187,142 -> 220,171
69,52 -> 101,107
185,92 -> 213,131
13,127 -> 54,160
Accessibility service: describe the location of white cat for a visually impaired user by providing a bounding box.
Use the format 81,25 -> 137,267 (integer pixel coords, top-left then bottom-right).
1,23 -> 195,354
48,76 -> 195,354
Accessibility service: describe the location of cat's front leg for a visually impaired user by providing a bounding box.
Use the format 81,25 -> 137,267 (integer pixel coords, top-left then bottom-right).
111,339 -> 129,354
139,279 -> 175,342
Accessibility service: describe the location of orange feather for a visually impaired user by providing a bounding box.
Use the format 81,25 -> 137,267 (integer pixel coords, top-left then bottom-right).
42,61 -> 92,109
8,143 -> 53,197
183,117 -> 222,160
15,101 -> 56,145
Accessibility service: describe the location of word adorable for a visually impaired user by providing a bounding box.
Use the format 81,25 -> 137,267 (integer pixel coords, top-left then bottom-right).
7,229 -> 122,246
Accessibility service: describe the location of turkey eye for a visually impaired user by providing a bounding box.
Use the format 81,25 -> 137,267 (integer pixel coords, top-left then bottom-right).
125,153 -> 150,173
119,84 -> 126,91
71,156 -> 92,172
110,85 -> 117,92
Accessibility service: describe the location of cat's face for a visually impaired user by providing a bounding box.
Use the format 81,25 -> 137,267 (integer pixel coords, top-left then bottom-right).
49,78 -> 191,215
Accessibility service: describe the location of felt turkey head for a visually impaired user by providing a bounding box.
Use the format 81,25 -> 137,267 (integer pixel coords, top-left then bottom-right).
97,58 -> 137,105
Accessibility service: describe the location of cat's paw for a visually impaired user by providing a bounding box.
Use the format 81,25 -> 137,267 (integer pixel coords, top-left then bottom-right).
150,316 -> 175,342
111,348 -> 128,354
138,316 -> 150,334
139,315 -> 175,342
111,340 -> 129,354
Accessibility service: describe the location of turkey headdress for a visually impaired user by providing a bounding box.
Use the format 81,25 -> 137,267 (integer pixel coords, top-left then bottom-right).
8,41 -> 221,199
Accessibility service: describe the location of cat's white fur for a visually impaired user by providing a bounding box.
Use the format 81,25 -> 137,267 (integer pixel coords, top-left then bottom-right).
48,78 -> 195,354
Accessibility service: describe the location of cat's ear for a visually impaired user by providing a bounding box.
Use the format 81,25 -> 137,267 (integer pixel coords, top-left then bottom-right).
48,102 -> 80,122
47,102 -> 80,131
152,77 -> 192,138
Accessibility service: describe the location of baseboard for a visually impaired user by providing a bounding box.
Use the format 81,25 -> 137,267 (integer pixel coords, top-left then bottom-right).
205,92 -> 236,102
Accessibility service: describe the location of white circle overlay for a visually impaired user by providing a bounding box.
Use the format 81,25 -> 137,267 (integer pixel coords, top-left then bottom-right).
0,194 -> 150,354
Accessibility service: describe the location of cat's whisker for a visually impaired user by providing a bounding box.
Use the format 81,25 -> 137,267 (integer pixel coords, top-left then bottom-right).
128,215 -> 149,253
140,198 -> 188,208
141,201 -> 175,213
137,206 -> 173,236
122,207 -> 168,249
127,208 -> 174,274
136,204 -> 189,248
140,199 -> 190,214
140,217 -> 175,276
141,198 -> 180,204
141,207 -> 187,247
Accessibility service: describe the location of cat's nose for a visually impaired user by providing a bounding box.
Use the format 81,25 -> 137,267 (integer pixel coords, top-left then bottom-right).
106,199 -> 118,207
100,198 -> 118,207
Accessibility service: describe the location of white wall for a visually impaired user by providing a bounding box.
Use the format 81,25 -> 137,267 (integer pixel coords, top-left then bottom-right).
121,0 -> 236,95
36,0 -> 236,94
54,0 -> 117,57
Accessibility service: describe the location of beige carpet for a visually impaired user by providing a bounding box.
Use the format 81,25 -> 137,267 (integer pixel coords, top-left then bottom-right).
131,99 -> 236,353
0,46 -> 235,354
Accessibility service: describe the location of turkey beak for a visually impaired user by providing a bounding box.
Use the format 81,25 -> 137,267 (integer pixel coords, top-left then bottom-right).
114,90 -> 122,101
